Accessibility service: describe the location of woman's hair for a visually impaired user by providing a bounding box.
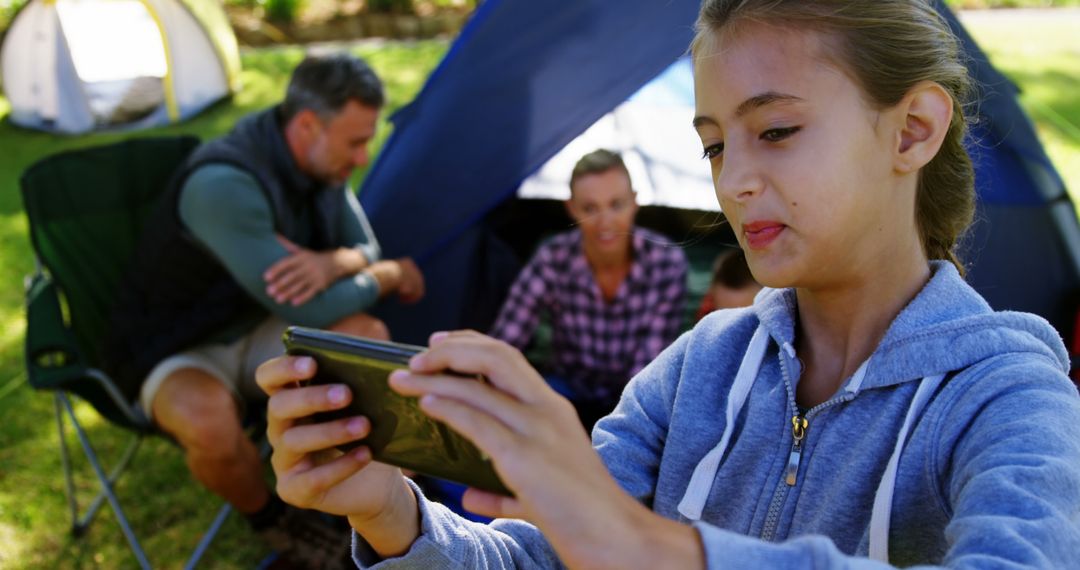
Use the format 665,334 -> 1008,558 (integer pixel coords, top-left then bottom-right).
692,0 -> 975,274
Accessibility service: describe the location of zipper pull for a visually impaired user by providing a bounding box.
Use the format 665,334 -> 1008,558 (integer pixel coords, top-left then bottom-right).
785,415 -> 808,486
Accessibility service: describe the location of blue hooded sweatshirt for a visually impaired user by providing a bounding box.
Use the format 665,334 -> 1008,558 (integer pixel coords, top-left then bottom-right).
353,262 -> 1080,568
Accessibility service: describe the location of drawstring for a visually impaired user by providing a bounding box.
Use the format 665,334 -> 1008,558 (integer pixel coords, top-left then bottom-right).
868,372 -> 946,562
677,326 -> 770,520
676,323 -> 945,565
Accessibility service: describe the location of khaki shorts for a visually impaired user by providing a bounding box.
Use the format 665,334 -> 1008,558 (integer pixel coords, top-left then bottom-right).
138,316 -> 289,421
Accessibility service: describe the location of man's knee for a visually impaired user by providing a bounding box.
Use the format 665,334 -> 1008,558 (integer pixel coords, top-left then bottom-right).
330,313 -> 390,340
152,369 -> 243,453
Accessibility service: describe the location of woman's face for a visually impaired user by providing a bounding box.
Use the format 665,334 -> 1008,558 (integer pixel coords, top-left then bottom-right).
693,23 -> 921,290
566,168 -> 638,261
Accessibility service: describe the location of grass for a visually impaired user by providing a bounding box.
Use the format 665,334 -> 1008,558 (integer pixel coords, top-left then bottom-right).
1,10 -> 1079,569
958,10 -> 1080,207
0,40 -> 447,569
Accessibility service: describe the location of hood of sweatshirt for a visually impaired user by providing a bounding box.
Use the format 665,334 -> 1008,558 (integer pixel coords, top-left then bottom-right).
751,261 -> 1068,391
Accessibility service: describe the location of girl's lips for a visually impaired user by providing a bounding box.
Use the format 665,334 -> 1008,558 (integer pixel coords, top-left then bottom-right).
743,221 -> 785,249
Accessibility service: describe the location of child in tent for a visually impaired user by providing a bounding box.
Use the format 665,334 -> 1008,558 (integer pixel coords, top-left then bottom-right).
695,248 -> 761,319
255,0 -> 1080,567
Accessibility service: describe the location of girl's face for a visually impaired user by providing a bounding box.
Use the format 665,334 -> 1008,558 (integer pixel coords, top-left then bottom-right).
693,23 -> 921,290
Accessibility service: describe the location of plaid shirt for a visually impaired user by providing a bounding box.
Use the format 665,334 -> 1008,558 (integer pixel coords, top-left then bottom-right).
491,227 -> 687,403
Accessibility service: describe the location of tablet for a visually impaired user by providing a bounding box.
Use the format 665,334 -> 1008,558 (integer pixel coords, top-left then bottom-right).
282,326 -> 511,496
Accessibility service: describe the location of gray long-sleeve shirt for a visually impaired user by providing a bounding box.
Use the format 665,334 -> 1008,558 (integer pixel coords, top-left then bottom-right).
179,164 -> 382,340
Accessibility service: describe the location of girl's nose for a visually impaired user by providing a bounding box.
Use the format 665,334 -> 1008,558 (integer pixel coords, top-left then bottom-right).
714,150 -> 764,204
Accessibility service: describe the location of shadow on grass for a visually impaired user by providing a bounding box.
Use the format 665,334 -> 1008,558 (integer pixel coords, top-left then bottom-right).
0,376 -> 271,569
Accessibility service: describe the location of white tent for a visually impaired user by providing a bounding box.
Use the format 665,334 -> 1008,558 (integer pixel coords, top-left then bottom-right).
1,0 -> 241,134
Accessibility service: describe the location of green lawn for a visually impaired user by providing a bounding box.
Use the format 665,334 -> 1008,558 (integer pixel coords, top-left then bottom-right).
959,9 -> 1080,208
1,11 -> 1079,569
0,40 -> 447,569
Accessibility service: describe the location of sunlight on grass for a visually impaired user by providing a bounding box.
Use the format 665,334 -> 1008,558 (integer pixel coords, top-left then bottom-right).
0,519 -> 27,563
961,10 -> 1080,203
0,214 -> 31,358
72,397 -> 106,429
0,313 -> 25,358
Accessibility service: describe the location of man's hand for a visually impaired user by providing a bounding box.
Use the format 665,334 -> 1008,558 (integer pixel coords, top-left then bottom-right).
363,258 -> 425,304
395,257 -> 425,304
265,235 -> 367,306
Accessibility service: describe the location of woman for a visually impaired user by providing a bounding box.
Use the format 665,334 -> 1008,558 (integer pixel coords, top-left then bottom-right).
256,1 -> 1080,567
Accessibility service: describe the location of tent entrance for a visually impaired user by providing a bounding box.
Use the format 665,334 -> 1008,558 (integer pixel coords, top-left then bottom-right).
3,0 -> 240,134
57,0 -> 167,126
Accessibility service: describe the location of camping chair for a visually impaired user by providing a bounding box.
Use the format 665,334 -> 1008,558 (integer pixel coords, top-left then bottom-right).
21,136 -> 245,569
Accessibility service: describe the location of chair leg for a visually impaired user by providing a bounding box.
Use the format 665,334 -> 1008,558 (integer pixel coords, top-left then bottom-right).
55,393 -> 81,536
77,432 -> 142,533
57,392 -> 142,534
184,503 -> 233,570
56,392 -> 153,570
183,432 -> 271,568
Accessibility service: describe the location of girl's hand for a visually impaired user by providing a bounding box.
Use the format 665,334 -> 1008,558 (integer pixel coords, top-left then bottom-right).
389,331 -> 699,568
256,355 -> 419,557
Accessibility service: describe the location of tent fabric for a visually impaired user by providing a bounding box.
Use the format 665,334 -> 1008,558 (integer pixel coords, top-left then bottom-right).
1,0 -> 240,134
361,0 -> 1080,347
519,57 -> 717,212
362,0 -> 702,257
933,4 -> 1080,335
362,0 -> 702,343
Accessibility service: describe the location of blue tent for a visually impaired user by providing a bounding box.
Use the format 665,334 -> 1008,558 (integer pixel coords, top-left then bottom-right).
360,0 -> 1080,355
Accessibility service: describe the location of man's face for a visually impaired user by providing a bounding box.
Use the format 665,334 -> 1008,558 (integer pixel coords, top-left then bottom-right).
565,168 -> 638,259
302,99 -> 379,186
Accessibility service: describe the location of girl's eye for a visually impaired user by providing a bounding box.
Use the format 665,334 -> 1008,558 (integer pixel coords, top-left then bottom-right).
701,142 -> 724,160
761,126 -> 801,142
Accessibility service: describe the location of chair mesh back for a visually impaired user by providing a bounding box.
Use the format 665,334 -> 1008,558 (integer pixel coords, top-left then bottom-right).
22,136 -> 199,371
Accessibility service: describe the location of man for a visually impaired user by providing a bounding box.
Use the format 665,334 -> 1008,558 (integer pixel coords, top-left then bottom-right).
490,149 -> 687,431
104,53 -> 423,568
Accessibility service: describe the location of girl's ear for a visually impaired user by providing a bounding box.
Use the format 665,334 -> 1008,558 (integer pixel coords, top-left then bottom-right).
894,81 -> 953,174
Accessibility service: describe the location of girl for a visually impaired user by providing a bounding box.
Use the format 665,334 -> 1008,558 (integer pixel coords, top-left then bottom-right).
256,0 -> 1080,567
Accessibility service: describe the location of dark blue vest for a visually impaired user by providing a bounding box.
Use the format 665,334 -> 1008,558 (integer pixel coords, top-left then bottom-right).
105,106 -> 347,398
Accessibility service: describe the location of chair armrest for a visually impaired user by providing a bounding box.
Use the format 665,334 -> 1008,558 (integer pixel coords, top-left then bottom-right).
25,272 -> 84,390
25,272 -> 151,430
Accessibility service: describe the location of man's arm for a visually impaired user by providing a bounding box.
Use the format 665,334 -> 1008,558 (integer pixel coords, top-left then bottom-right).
179,164 -> 380,327
266,188 -> 423,306
489,245 -> 554,349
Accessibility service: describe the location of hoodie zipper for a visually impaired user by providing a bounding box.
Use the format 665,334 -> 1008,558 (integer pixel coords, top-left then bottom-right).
785,414 -> 809,485
760,344 -> 856,542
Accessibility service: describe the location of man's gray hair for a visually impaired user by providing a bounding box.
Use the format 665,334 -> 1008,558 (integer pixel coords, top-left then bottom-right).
282,53 -> 385,121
